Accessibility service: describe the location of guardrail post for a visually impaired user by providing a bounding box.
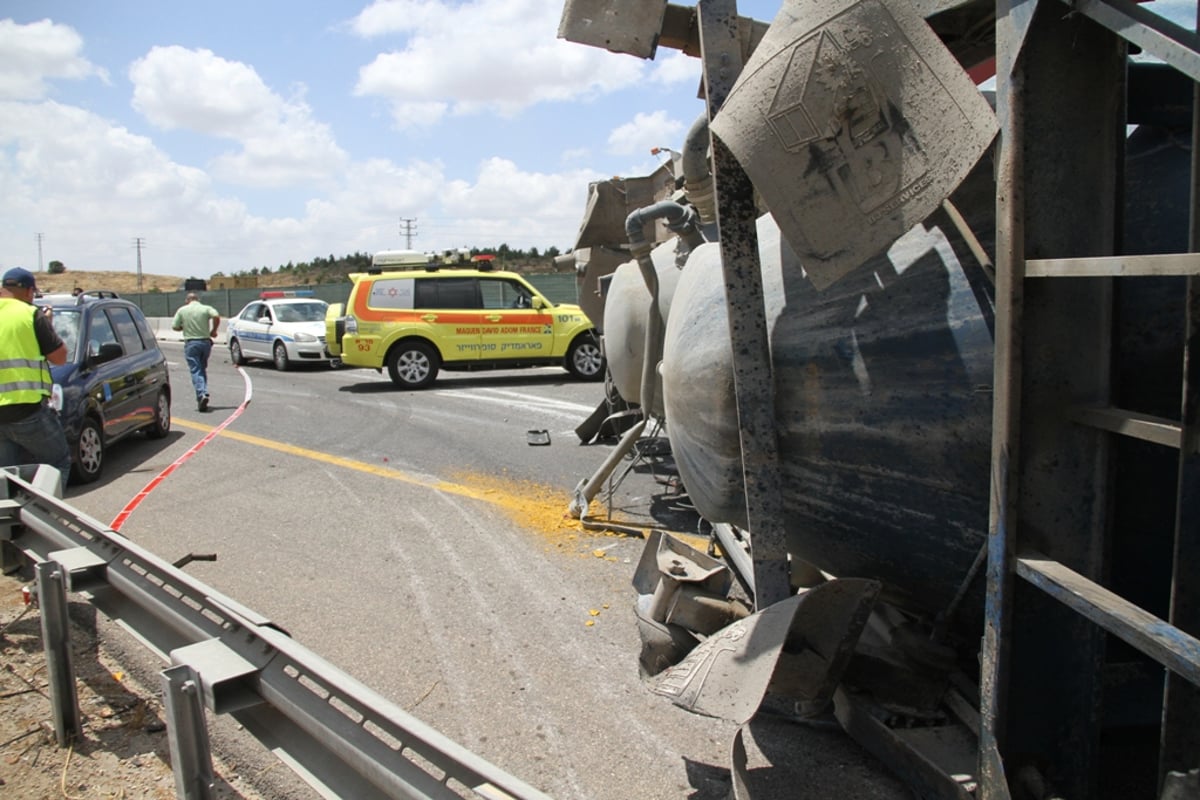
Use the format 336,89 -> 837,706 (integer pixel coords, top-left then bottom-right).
162,664 -> 216,800
35,560 -> 81,746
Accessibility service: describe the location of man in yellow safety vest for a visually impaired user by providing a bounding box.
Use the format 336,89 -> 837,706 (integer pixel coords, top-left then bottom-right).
0,268 -> 72,487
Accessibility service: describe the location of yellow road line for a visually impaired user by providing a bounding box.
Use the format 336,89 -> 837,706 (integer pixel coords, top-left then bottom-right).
172,418 -> 500,505
172,418 -> 712,551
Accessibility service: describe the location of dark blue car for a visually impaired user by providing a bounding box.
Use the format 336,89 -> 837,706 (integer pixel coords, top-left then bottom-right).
34,291 -> 172,484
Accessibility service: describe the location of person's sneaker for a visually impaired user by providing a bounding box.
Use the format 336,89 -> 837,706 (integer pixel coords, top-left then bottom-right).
198,394 -> 209,412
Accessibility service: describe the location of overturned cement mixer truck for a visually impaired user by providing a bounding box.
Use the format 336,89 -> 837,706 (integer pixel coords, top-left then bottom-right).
557,1 -> 1193,797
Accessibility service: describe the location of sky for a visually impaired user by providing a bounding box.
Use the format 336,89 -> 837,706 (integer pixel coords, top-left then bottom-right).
1,0 -> 1195,281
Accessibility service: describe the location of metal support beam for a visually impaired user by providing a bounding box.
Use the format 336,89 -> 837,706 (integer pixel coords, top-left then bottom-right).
1160,116 -> 1200,774
1016,554 -> 1200,685
979,2 -> 1026,795
1027,252 -> 1200,277
697,0 -> 790,609
1063,0 -> 1200,82
162,664 -> 216,800
35,560 -> 81,746
1069,406 -> 1185,450
983,4 -> 1126,798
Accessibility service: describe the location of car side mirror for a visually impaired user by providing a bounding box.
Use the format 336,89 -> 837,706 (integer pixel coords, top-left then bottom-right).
90,342 -> 123,365
258,316 -> 272,324
532,296 -> 548,310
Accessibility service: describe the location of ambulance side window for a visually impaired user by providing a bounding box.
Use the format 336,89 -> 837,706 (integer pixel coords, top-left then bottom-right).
418,278 -> 479,309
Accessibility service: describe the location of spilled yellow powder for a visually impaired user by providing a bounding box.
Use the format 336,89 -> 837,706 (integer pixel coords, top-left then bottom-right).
443,470 -> 598,547
438,469 -> 711,555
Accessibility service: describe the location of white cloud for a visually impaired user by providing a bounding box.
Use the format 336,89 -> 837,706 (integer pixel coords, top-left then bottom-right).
0,7 -> 634,275
606,110 -> 685,157
560,146 -> 592,164
350,0 -> 645,127
0,19 -> 108,101
649,51 -> 702,89
432,157 -> 602,246
0,94 -> 600,275
348,0 -> 448,36
129,46 -> 347,188
0,99 -> 235,270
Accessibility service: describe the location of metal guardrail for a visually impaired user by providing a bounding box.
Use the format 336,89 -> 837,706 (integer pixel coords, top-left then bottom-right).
0,465 -> 553,800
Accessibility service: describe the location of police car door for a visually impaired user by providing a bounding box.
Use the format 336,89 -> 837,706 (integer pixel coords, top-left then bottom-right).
238,302 -> 270,360
479,277 -> 553,361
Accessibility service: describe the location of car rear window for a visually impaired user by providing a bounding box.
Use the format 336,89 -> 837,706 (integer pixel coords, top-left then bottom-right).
131,309 -> 158,349
414,277 -> 478,309
108,307 -> 146,354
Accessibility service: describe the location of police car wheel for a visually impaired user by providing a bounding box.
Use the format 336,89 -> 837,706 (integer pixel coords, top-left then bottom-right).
273,342 -> 290,371
387,341 -> 439,389
567,334 -> 604,381
229,338 -> 247,366
73,416 -> 104,484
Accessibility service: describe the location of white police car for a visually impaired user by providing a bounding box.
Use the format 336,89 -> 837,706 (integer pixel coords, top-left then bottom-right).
227,292 -> 337,370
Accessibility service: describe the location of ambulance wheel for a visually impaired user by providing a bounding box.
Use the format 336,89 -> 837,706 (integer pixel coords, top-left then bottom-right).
567,333 -> 605,381
387,341 -> 439,389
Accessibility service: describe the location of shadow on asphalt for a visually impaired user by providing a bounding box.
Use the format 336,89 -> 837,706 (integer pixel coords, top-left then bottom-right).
335,370 -> 580,393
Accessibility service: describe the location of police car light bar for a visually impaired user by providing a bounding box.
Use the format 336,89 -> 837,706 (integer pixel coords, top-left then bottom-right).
260,290 -> 316,298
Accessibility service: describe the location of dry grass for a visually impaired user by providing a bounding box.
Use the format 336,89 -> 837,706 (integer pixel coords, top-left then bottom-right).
33,271 -> 184,296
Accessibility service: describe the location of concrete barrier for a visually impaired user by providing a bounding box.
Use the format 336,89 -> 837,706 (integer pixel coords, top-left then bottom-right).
148,318 -> 228,345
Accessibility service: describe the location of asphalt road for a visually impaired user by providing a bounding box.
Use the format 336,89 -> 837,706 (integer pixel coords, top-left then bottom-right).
55,341 -> 913,800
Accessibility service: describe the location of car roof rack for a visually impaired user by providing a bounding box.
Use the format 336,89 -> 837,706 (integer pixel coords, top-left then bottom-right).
76,290 -> 120,304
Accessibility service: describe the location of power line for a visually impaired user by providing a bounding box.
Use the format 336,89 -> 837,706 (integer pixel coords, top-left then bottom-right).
133,237 -> 146,292
399,218 -> 417,249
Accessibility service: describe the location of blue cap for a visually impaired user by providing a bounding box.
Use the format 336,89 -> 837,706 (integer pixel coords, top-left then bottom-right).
2,268 -> 37,290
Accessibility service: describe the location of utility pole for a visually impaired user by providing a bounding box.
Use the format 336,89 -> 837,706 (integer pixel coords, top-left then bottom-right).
133,237 -> 145,292
399,218 -> 417,249
36,233 -> 44,272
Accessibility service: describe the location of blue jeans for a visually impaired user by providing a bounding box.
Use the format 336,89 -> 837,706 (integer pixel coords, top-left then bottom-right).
184,338 -> 213,400
0,403 -> 73,485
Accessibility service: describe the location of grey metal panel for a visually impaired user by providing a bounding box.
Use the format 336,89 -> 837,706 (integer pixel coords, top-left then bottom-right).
710,0 -> 998,290
557,0 -> 667,58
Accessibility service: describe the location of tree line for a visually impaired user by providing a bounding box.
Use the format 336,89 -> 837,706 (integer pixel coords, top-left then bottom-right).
212,244 -> 564,281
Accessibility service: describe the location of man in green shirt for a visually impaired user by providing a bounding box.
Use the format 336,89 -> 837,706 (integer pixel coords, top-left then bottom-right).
172,293 -> 220,411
